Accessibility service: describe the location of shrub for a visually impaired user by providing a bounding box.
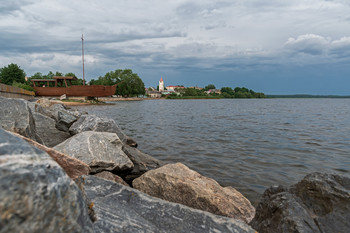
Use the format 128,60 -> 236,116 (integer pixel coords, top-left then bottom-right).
12,81 -> 35,92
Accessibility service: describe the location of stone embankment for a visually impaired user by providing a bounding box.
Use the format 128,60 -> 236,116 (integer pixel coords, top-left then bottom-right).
1,95 -> 349,233
0,83 -> 35,100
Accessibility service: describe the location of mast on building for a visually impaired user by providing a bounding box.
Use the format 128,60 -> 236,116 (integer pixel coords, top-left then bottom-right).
81,34 -> 85,85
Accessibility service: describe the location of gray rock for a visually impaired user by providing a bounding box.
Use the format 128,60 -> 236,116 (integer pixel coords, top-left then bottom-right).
27,101 -> 46,115
12,131 -> 91,180
94,171 -> 130,186
35,99 -> 79,125
34,101 -> 66,121
0,128 -> 94,233
133,163 -> 255,224
69,114 -> 137,147
47,103 -> 67,121
55,110 -> 78,132
33,112 -> 71,147
0,96 -> 41,143
121,145 -> 165,182
54,131 -> 133,173
250,172 -> 350,233
76,175 -> 256,233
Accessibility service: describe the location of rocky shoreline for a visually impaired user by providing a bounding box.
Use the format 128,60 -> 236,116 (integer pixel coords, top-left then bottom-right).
0,96 -> 349,233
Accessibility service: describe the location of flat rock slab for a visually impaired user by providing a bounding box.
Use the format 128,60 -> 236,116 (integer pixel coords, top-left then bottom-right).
54,131 -> 133,173
0,128 -> 93,233
133,163 -> 255,223
250,172 -> 350,233
69,114 -> 137,147
76,175 -> 256,233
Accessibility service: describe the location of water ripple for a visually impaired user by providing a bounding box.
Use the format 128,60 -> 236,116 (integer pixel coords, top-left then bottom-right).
74,98 -> 350,206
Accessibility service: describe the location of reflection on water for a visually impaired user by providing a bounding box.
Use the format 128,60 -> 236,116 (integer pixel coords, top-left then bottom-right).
74,98 -> 350,206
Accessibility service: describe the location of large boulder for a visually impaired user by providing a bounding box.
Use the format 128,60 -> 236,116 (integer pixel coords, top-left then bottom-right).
250,173 -> 350,233
133,163 -> 255,223
54,131 -> 133,173
55,110 -> 78,132
11,131 -> 91,180
69,114 -> 137,147
76,175 -> 256,233
121,145 -> 166,183
32,112 -> 71,147
31,100 -> 79,133
35,99 -> 78,124
0,96 -> 40,143
0,128 -> 94,233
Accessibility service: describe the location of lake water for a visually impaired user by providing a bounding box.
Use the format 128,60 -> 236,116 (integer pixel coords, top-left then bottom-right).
74,99 -> 350,206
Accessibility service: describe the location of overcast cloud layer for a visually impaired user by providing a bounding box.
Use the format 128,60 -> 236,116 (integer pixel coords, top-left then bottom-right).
1,0 -> 350,94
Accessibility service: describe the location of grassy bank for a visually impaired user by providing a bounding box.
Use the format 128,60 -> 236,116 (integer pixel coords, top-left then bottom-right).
166,96 -> 223,99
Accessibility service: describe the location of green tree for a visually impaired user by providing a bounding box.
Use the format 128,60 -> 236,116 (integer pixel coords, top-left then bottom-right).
54,71 -> 63,76
0,63 -> 26,85
31,72 -> 44,79
89,69 -> 145,96
234,91 -> 252,98
234,87 -> 242,93
253,92 -> 265,98
89,79 -> 97,85
65,72 -> 76,77
184,88 -> 198,96
221,87 -> 234,96
204,84 -> 216,91
43,71 -> 55,79
182,88 -> 206,96
115,69 -> 145,97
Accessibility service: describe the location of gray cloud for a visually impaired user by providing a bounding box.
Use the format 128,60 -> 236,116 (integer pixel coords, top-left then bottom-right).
0,0 -> 34,13
284,34 -> 330,55
0,0 -> 349,91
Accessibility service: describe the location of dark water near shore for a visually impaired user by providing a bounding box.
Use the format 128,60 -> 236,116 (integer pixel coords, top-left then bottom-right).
74,99 -> 350,206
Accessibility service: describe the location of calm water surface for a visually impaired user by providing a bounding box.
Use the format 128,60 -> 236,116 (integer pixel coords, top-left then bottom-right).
74,99 -> 350,206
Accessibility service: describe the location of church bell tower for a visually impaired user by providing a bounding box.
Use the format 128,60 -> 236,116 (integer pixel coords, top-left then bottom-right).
159,77 -> 164,91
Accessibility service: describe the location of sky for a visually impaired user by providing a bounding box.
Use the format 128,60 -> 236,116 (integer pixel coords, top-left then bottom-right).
1,0 -> 350,95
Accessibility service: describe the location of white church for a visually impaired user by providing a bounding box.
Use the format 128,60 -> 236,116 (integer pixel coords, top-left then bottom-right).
159,77 -> 165,91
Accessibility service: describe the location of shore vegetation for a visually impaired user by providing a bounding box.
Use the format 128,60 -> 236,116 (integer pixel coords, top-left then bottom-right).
166,86 -> 265,99
89,69 -> 145,97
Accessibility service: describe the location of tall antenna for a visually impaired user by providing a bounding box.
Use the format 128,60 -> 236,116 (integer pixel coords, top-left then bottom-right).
81,34 -> 85,85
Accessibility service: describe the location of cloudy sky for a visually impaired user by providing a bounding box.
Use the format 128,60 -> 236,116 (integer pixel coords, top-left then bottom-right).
1,0 -> 350,94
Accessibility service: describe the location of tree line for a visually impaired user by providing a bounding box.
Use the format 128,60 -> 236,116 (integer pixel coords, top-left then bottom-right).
167,84 -> 265,99
0,63 -> 145,97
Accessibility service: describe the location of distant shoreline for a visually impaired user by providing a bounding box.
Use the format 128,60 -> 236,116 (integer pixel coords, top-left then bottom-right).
266,94 -> 350,98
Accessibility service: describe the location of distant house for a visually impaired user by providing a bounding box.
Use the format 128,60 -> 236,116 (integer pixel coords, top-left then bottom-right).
160,90 -> 174,95
166,85 -> 185,91
148,91 -> 162,98
205,89 -> 221,95
189,86 -> 203,90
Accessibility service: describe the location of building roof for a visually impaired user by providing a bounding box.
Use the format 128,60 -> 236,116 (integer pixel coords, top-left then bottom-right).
160,77 -> 163,82
53,76 -> 77,80
31,79 -> 57,82
166,85 -> 185,88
